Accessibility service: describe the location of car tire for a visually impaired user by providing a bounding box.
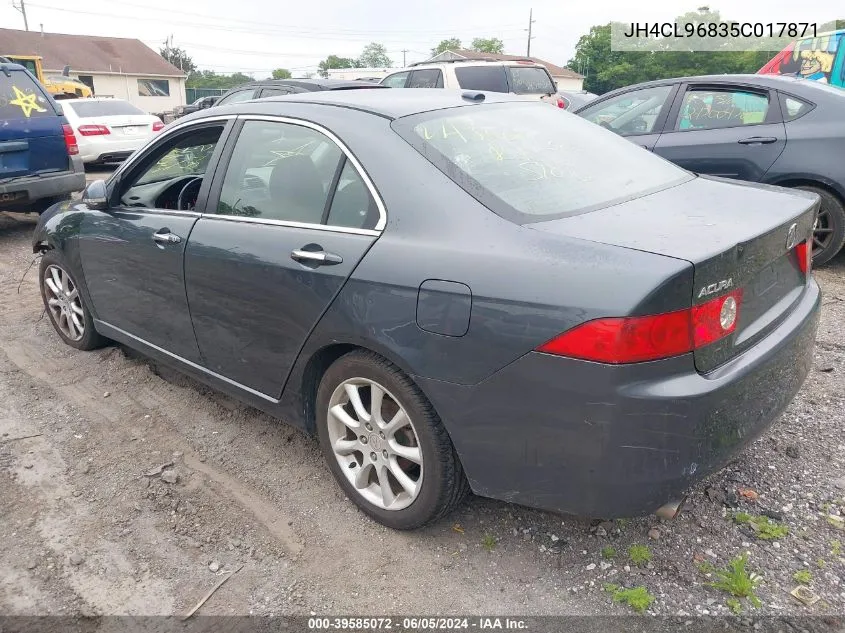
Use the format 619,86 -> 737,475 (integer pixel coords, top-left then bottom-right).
795,185 -> 845,266
39,250 -> 106,351
316,350 -> 469,529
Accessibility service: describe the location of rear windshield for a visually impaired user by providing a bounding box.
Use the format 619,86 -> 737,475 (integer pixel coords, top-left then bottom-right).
65,100 -> 145,117
508,66 -> 555,94
393,103 -> 691,222
0,70 -> 53,120
454,66 -> 508,93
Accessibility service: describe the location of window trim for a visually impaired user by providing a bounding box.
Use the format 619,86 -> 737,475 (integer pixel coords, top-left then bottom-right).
577,83 -> 680,137
202,114 -> 386,235
668,83 -> 777,133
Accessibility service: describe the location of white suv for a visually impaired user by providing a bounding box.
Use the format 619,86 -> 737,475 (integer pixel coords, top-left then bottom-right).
380,60 -> 564,107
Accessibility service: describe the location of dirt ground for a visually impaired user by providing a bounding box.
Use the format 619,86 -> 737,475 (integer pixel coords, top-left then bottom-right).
1,208 -> 844,622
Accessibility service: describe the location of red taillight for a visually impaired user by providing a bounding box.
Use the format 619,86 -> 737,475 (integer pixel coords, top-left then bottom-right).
536,290 -> 743,364
62,124 -> 78,155
557,97 -> 565,109
153,120 -> 164,132
77,124 -> 110,136
794,238 -> 811,275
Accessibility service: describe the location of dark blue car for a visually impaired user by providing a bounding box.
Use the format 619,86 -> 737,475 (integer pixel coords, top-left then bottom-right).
0,61 -> 85,213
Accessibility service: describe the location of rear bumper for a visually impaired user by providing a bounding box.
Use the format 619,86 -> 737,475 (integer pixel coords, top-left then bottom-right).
0,156 -> 85,211
417,280 -> 821,518
77,135 -> 150,163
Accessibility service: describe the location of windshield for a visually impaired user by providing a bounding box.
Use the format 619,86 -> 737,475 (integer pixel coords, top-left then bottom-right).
393,103 -> 691,222
65,100 -> 145,117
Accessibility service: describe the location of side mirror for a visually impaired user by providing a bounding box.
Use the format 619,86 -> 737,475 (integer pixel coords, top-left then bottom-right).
82,180 -> 109,211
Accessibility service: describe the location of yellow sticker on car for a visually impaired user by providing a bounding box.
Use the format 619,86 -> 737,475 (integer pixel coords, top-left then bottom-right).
9,86 -> 47,118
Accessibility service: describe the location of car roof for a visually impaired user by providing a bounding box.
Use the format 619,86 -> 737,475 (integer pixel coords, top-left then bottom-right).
204,88 -> 535,120
407,59 -> 544,68
595,73 -> 842,96
231,78 -> 388,91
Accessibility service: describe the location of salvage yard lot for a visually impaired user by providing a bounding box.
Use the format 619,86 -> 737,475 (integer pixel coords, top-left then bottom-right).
0,211 -> 843,618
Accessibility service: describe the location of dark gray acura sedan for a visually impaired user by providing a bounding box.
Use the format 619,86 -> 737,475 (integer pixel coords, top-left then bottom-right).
33,89 -> 820,529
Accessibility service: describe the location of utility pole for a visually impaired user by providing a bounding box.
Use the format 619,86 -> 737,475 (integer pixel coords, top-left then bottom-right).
13,0 -> 30,31
401,49 -> 408,67
526,8 -> 535,57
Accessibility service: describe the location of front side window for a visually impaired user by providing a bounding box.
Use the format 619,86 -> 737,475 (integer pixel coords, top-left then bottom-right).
394,103 -> 690,222
676,89 -> 769,130
508,66 -> 555,94
454,66 -> 508,92
381,72 -> 409,88
408,69 -> 443,88
578,85 -> 673,136
119,125 -> 224,209
216,120 -> 343,224
260,88 -> 291,98
138,79 -> 170,97
216,89 -> 256,106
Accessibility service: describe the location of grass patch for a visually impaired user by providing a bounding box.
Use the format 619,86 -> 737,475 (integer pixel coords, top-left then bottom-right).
708,554 -> 762,608
833,540 -> 842,557
726,598 -> 743,614
732,513 -> 788,540
628,544 -> 652,566
601,546 -> 617,560
793,569 -> 811,585
696,560 -> 715,575
603,584 -> 655,613
817,558 -> 825,568
481,534 -> 497,552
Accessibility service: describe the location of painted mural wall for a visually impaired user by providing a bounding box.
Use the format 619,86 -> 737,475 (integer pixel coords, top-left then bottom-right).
759,30 -> 845,87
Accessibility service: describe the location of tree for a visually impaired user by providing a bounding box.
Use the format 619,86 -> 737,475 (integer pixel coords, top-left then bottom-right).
271,68 -> 292,79
470,37 -> 504,54
159,46 -> 196,74
317,55 -> 361,78
186,70 -> 252,89
358,42 -> 392,68
569,8 -> 773,94
431,38 -> 462,57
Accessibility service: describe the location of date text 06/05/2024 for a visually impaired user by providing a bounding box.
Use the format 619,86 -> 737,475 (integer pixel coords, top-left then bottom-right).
622,22 -> 818,39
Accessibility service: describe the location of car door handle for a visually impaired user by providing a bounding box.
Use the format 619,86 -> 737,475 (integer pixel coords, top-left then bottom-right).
290,249 -> 343,265
152,230 -> 181,244
737,136 -> 777,145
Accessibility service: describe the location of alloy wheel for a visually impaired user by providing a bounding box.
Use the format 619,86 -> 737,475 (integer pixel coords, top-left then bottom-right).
813,206 -> 834,255
43,265 -> 85,342
327,378 -> 423,511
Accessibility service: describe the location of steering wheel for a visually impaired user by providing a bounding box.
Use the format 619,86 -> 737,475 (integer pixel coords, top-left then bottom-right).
177,177 -> 203,211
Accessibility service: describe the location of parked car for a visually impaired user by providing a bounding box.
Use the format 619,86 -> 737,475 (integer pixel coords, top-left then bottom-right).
60,98 -> 164,165
0,61 -> 85,214
214,78 -> 387,107
33,89 -> 819,529
575,74 -> 845,265
759,28 -> 844,88
174,95 -> 220,118
380,59 -> 564,106
558,89 -> 598,110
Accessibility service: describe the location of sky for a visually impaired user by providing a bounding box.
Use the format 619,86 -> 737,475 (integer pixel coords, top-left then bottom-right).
0,0 -> 837,78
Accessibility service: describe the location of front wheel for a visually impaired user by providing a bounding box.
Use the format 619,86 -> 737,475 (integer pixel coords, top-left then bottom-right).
39,251 -> 106,351
796,185 -> 845,266
316,350 -> 469,529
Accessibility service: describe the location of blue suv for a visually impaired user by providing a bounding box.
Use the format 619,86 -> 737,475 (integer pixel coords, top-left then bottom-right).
0,61 -> 85,213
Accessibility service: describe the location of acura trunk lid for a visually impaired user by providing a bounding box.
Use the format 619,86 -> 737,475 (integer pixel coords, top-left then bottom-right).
529,176 -> 818,373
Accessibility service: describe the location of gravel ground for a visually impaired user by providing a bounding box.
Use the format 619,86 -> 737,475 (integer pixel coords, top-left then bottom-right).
0,209 -> 843,623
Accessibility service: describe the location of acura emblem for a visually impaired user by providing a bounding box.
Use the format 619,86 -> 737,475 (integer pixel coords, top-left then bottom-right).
786,223 -> 798,250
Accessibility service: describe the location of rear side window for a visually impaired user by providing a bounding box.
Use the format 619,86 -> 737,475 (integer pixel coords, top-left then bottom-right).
454,66 -> 508,93
676,89 -> 769,130
394,103 -> 690,222
0,70 -> 53,119
408,69 -> 443,88
779,93 -> 814,121
65,100 -> 145,117
508,66 -> 555,94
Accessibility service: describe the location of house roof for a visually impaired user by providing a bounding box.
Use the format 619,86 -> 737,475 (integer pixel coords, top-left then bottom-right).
426,49 -> 583,79
0,28 -> 185,76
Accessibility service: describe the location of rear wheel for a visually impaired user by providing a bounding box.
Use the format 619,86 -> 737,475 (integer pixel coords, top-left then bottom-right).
39,251 -> 106,351
316,350 -> 469,529
796,185 -> 845,266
